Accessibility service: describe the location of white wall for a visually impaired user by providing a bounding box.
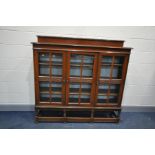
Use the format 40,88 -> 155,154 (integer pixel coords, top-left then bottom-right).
0,26 -> 155,109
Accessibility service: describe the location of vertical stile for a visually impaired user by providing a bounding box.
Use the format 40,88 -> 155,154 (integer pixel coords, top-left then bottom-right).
66,52 -> 70,105
62,51 -> 66,106
95,53 -> 102,105
63,51 -> 67,118
49,52 -> 52,104
91,53 -> 98,106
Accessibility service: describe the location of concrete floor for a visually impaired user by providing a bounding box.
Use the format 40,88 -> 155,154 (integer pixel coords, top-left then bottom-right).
0,111 -> 155,129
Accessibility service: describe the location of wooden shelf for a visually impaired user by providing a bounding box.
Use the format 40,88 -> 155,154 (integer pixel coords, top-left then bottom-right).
70,64 -> 93,68
69,92 -> 90,95
36,105 -> 121,110
98,93 -> 118,96
101,63 -> 122,66
39,63 -> 63,67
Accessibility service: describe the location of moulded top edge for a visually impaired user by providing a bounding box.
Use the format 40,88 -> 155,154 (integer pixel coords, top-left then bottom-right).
31,42 -> 133,50
37,35 -> 125,42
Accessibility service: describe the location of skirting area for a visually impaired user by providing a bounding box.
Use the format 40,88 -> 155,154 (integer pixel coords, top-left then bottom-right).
0,111 -> 155,129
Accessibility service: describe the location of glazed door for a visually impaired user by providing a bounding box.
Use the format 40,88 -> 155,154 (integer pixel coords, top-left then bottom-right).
66,52 -> 97,106
38,51 -> 66,105
95,54 -> 128,106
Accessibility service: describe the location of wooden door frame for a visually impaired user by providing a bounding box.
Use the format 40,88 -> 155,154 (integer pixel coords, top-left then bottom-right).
65,51 -> 98,107
94,52 -> 130,107
35,50 -> 67,106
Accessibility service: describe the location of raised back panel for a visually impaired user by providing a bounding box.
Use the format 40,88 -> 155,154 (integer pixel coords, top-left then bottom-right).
37,36 -> 124,47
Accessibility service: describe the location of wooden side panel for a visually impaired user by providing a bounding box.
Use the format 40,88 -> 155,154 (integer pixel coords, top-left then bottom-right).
118,54 -> 130,106
33,50 -> 39,105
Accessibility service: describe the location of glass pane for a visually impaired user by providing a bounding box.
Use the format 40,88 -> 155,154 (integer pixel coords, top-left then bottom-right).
40,93 -> 50,102
98,84 -> 109,94
97,95 -> 107,103
80,95 -> 90,103
69,94 -> 79,103
110,84 -> 120,93
51,66 -> 62,76
51,94 -> 62,102
83,55 -> 94,64
51,82 -> 62,92
109,95 -> 118,103
82,67 -> 93,77
98,84 -> 120,94
39,65 -> 50,76
102,56 -> 112,64
70,83 -> 80,93
52,53 -> 62,65
39,81 -> 50,92
100,66 -> 122,79
70,54 -> 94,78
115,56 -> 124,64
39,53 -> 49,62
70,67 -> 81,77
81,83 -> 91,93
70,54 -> 82,64
112,66 -> 122,78
100,66 -> 111,78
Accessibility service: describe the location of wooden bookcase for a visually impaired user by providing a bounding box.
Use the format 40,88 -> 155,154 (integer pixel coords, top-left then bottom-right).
32,36 -> 132,122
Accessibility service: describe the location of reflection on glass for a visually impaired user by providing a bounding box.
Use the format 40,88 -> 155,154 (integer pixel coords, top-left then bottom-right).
109,95 -> 118,103
115,56 -> 124,64
51,66 -> 62,76
83,55 -> 94,64
80,95 -> 90,103
39,65 -> 50,76
39,81 -> 50,92
52,54 -> 62,65
97,95 -> 107,103
112,66 -> 122,78
100,66 -> 122,79
69,94 -> 79,103
110,84 -> 120,93
98,84 -> 120,94
81,83 -> 91,93
70,54 -> 94,78
40,93 -> 50,102
97,95 -> 118,104
51,82 -> 62,92
70,66 -> 93,77
39,53 -> 49,62
51,94 -> 62,102
98,84 -> 109,94
70,67 -> 81,77
70,54 -> 82,64
82,67 -> 93,77
100,66 -> 111,78
70,83 -> 80,93
102,56 -> 112,64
